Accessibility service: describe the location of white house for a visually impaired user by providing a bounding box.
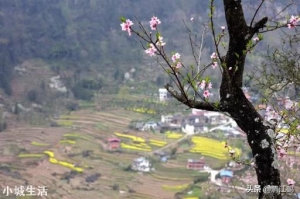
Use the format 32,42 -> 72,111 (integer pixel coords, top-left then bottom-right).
131,157 -> 152,172
182,124 -> 195,135
161,114 -> 173,123
142,121 -> 158,131
159,88 -> 171,102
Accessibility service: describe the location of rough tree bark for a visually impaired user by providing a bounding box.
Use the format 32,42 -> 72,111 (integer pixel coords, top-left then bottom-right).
221,1 -> 281,198
167,0 -> 282,198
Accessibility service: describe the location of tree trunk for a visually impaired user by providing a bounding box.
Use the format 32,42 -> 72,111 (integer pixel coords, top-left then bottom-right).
220,85 -> 281,199
165,1 -> 283,197
221,1 -> 281,198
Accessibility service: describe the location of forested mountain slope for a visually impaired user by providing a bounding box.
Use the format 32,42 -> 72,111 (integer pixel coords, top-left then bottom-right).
0,0 -> 297,96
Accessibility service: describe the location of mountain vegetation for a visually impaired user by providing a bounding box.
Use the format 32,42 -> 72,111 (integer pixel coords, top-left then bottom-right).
0,0 -> 298,123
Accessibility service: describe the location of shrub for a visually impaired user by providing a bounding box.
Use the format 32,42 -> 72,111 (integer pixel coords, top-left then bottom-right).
171,147 -> 178,155
174,192 -> 184,199
50,121 -> 58,127
128,187 -> 136,193
193,175 -> 208,184
27,89 -> 39,103
66,101 -> 79,111
71,85 -> 94,100
123,165 -> 132,172
112,184 -> 119,191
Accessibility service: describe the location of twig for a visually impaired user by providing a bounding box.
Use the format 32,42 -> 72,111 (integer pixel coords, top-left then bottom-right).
250,0 -> 266,28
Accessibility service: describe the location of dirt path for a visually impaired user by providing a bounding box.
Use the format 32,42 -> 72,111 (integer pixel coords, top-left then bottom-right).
200,167 -> 249,191
150,134 -> 189,155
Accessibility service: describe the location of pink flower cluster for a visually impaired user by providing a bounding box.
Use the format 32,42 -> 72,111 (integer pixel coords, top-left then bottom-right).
198,80 -> 212,98
156,36 -> 166,46
144,36 -> 166,56
145,44 -> 157,57
210,52 -> 218,69
120,19 -> 134,36
288,15 -> 300,28
150,16 -> 161,30
171,53 -> 182,68
287,178 -> 295,186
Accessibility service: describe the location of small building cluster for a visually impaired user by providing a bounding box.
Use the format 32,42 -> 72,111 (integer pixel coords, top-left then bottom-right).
131,157 -> 152,172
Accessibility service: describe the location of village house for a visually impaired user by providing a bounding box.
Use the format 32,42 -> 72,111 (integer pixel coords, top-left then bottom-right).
159,123 -> 181,133
131,157 -> 152,172
170,115 -> 184,128
184,114 -> 206,125
107,138 -> 121,150
142,121 -> 158,131
186,158 -> 205,170
204,112 -> 227,125
220,169 -> 233,184
161,114 -> 173,123
182,124 -> 195,135
160,114 -> 184,130
158,88 -> 172,102
161,114 -> 184,128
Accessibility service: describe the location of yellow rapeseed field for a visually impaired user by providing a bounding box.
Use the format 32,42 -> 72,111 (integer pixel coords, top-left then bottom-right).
189,136 -> 241,160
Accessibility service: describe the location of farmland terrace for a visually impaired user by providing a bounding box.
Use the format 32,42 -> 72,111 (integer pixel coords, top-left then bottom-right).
0,107 -> 250,199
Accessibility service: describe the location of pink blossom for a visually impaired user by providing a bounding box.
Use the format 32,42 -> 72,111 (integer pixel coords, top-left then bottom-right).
156,36 -> 166,46
150,16 -> 161,30
287,178 -> 295,186
199,80 -> 206,90
221,26 -> 226,31
253,37 -> 259,42
278,148 -> 287,158
199,80 -> 212,90
210,52 -> 217,60
288,15 -> 300,29
290,15 -> 299,23
203,90 -> 211,98
171,53 -> 180,62
190,17 -> 194,21
145,43 -> 157,56
212,62 -> 218,69
208,82 -> 212,89
229,67 -> 232,70
175,62 -> 182,69
120,19 -> 134,36
297,125 -> 300,130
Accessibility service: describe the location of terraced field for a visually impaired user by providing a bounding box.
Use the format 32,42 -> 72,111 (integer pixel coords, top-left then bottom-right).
0,108 -> 238,199
189,136 -> 241,160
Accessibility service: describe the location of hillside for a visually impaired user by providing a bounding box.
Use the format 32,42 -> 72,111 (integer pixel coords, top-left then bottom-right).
0,0 -> 298,127
1,0 -> 296,92
0,0 -> 208,93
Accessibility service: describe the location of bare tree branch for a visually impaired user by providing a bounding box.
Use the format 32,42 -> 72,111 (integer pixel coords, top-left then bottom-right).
165,84 -> 220,112
250,0 -> 266,28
